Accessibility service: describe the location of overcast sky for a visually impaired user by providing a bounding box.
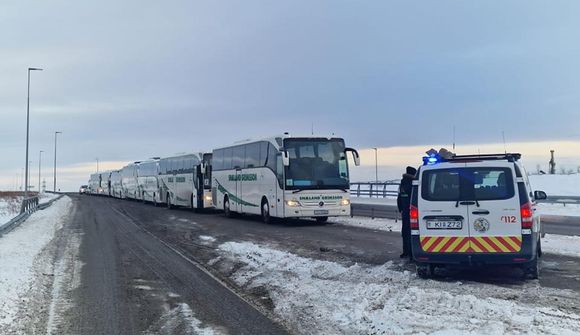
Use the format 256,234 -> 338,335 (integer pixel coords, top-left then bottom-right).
1,1 -> 579,190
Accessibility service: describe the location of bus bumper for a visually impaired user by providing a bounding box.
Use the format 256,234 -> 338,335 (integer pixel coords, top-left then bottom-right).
284,206 -> 350,218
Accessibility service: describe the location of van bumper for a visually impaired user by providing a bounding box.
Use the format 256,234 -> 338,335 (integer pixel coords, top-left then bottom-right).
411,234 -> 539,266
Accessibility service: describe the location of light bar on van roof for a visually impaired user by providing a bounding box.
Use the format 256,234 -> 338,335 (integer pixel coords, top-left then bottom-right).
422,153 -> 521,165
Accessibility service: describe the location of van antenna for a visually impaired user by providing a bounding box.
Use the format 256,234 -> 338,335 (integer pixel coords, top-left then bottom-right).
452,125 -> 456,151
502,131 -> 507,154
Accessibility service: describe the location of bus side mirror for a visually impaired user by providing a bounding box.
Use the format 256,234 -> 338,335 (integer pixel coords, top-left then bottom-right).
282,151 -> 290,166
200,163 -> 206,173
534,190 -> 547,201
345,148 -> 360,166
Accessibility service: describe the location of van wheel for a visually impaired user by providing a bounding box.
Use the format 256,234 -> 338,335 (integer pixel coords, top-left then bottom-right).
224,197 -> 232,218
261,199 -> 271,224
167,194 -> 173,210
523,258 -> 540,280
417,263 -> 435,279
315,216 -> 328,223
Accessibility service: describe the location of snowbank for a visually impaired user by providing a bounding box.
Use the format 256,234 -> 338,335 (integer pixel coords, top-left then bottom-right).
542,234 -> 580,257
0,196 -> 72,327
351,197 -> 397,206
331,216 -> 401,232
537,203 -> 580,217
218,241 -> 580,335
529,174 -> 580,196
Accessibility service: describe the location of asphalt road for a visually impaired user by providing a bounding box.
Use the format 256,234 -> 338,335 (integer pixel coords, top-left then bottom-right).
59,195 -> 289,335
50,194 -> 580,334
351,203 -> 580,236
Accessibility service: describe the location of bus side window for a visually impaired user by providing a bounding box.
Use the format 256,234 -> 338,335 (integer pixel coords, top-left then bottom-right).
266,143 -> 277,172
259,141 -> 268,167
276,153 -> 284,188
223,148 -> 233,170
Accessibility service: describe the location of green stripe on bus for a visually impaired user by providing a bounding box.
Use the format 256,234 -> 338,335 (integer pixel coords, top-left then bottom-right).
214,180 -> 259,207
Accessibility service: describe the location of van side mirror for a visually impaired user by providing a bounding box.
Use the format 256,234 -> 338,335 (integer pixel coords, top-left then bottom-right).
534,190 -> 547,201
345,147 -> 360,166
282,151 -> 290,167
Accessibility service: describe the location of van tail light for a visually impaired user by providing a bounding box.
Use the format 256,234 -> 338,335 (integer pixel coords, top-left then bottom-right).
521,202 -> 533,229
410,205 -> 419,229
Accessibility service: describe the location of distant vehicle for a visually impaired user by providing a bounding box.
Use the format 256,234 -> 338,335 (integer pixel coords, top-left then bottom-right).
411,151 -> 547,279
121,162 -> 139,199
110,170 -> 123,198
88,173 -> 100,194
99,171 -> 112,196
212,134 -> 360,223
137,159 -> 162,204
159,153 -> 213,210
79,185 -> 88,194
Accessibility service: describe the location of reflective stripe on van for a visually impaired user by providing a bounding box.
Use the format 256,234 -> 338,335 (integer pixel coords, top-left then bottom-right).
420,236 -> 522,253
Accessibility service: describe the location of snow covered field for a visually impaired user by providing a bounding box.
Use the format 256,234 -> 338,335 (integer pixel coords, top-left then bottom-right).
0,192 -> 62,226
0,196 -> 72,328
217,241 -> 580,335
528,174 -> 580,197
537,203 -> 580,217
331,216 -> 402,232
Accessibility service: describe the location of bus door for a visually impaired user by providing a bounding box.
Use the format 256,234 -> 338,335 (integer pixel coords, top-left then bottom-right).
234,167 -> 243,213
194,165 -> 203,208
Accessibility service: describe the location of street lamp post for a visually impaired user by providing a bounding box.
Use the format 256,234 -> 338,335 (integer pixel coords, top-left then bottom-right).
24,67 -> 43,198
38,150 -> 44,194
373,148 -> 378,184
96,158 -> 99,173
53,131 -> 62,192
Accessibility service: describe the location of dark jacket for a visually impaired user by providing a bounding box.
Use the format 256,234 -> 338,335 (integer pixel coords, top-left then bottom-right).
397,173 -> 415,213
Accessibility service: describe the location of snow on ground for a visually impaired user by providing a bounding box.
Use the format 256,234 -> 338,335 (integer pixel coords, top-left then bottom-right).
144,303 -> 223,335
199,235 -> 217,242
0,196 -> 72,327
351,197 -> 397,206
542,234 -> 580,257
218,241 -> 580,335
0,192 -> 62,226
537,203 -> 580,217
331,216 -> 401,232
528,174 -> 580,196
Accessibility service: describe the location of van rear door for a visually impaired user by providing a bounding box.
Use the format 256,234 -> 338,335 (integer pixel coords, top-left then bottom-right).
464,162 -> 522,253
418,164 -> 472,253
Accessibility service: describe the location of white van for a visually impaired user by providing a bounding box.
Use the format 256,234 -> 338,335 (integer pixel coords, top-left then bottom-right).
410,152 -> 547,279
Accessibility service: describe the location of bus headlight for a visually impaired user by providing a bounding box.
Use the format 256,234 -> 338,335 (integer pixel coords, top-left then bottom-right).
204,195 -> 212,201
286,200 -> 300,207
340,199 -> 351,206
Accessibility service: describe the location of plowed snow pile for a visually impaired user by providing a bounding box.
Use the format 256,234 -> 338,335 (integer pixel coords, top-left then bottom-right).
218,241 -> 580,335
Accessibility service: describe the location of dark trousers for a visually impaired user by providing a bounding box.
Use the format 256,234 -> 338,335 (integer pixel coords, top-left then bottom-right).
401,212 -> 412,256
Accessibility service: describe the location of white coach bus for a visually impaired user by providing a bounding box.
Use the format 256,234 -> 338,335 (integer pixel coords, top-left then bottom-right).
212,135 -> 360,223
121,162 -> 139,199
99,171 -> 111,196
88,173 -> 100,194
110,170 -> 123,198
159,153 -> 213,210
137,159 -> 162,204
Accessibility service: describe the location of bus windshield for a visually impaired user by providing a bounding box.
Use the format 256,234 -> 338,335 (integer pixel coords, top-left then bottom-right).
283,138 -> 349,190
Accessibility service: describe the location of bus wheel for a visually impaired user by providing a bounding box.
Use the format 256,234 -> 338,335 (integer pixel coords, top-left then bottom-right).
167,194 -> 173,210
315,216 -> 328,223
261,199 -> 271,224
224,196 -> 232,218
142,192 -> 146,204
153,193 -> 157,207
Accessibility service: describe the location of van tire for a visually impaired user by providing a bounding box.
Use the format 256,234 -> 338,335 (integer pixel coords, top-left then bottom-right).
224,196 -> 232,218
261,199 -> 271,224
416,263 -> 435,279
523,258 -> 540,280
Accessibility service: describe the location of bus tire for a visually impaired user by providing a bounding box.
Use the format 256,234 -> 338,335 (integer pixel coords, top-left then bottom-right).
224,196 -> 232,218
261,199 -> 271,224
142,192 -> 146,204
167,193 -> 173,210
315,216 -> 328,223
153,193 -> 157,207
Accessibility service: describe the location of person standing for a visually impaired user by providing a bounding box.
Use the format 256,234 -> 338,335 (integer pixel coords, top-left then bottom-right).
397,166 -> 417,258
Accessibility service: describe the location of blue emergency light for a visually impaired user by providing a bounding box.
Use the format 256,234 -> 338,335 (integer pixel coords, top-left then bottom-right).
422,154 -> 439,165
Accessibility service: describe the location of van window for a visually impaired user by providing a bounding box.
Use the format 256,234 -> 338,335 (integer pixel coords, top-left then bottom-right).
471,168 -> 514,200
422,169 -> 460,201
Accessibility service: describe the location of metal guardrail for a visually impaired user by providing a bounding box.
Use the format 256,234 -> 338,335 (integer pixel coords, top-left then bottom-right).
20,196 -> 39,214
0,194 -> 64,238
350,182 -> 400,198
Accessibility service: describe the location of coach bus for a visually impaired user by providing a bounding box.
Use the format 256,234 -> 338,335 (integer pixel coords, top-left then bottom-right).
211,134 -> 360,223
121,162 -> 139,199
137,159 -> 162,204
99,171 -> 111,196
88,173 -> 100,194
110,170 -> 123,198
158,153 -> 213,210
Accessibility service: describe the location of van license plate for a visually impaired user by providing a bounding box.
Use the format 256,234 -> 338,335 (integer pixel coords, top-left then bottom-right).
314,210 -> 329,215
427,220 -> 462,229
